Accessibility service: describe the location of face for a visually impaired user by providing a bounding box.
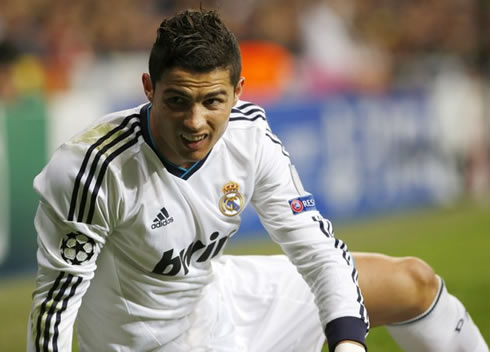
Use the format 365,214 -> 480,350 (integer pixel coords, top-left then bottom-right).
142,67 -> 243,168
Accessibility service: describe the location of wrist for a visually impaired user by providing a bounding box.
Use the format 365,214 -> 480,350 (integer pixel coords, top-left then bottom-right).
334,341 -> 366,352
325,316 -> 368,352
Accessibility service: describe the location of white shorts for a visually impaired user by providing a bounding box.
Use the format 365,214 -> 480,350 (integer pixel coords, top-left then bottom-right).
164,255 -> 325,352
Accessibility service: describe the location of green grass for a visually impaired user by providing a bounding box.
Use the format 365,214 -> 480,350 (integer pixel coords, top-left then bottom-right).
2,200 -> 488,351
227,200 -> 490,350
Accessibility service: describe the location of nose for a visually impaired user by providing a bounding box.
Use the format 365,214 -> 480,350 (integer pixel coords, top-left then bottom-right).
183,104 -> 206,131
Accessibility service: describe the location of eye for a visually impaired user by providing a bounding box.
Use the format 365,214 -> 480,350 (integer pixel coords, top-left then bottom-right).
165,96 -> 189,109
204,97 -> 224,108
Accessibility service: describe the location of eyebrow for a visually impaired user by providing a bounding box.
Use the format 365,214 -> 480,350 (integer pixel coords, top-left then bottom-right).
204,89 -> 228,98
162,88 -> 191,97
162,88 -> 229,98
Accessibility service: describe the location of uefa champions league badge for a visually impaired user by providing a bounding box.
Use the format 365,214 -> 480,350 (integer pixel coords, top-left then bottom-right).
60,232 -> 96,265
219,181 -> 244,217
288,194 -> 317,215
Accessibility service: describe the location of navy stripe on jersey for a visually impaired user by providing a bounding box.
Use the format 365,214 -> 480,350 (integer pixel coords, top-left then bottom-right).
313,214 -> 335,238
315,216 -> 369,328
86,131 -> 142,223
233,101 -> 265,113
312,215 -> 333,237
77,121 -> 140,222
233,102 -> 255,110
52,276 -> 82,352
231,108 -> 265,117
338,241 -> 350,265
229,113 -> 266,122
353,268 -> 368,325
265,132 -> 290,157
68,114 -> 141,224
230,102 -> 266,122
36,272 -> 64,351
68,114 -> 139,221
35,272 -> 83,352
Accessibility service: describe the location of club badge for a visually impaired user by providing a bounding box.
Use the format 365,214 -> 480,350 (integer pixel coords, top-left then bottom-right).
219,181 -> 244,217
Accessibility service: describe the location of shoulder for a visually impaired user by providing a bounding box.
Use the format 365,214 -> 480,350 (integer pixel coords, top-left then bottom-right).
220,100 -> 270,150
68,105 -> 143,152
228,100 -> 268,130
226,100 -> 285,149
34,105 -> 145,208
230,100 -> 266,120
59,105 -> 144,169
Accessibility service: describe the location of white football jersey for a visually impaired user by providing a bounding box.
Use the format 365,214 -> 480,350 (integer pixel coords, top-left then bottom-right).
28,101 -> 368,351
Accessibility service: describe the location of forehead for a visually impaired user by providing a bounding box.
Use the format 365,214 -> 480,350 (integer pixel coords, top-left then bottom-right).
156,67 -> 234,93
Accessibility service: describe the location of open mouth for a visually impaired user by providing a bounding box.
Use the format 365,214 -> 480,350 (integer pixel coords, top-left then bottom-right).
181,133 -> 207,142
180,133 -> 208,150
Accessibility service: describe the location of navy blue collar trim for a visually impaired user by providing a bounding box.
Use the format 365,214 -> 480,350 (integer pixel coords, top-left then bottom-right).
139,103 -> 209,180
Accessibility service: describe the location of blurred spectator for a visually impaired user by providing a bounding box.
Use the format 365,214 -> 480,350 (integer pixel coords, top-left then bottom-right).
0,40 -> 19,101
0,0 -> 168,94
0,39 -> 44,99
296,0 -> 392,96
0,0 -> 484,96
0,0 -> 488,197
432,63 -> 490,200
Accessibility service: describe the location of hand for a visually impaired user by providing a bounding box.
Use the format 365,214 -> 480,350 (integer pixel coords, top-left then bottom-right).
334,340 -> 366,352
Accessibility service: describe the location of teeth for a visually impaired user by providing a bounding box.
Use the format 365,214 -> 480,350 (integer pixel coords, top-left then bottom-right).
182,133 -> 206,142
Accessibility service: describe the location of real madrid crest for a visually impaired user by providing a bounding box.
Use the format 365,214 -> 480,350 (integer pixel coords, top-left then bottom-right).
219,181 -> 244,216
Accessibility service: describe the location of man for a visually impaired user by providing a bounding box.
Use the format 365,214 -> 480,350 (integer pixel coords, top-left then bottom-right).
27,9 -> 487,352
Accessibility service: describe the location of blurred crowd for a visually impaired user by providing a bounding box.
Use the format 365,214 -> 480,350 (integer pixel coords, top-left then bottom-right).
1,0 -> 489,196
1,0 -> 488,95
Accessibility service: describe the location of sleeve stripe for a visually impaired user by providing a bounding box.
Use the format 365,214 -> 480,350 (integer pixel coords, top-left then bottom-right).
36,272 -> 65,352
326,219 -> 333,234
355,271 -> 368,324
313,215 -> 369,328
68,114 -> 139,221
229,113 -> 266,122
52,276 -> 83,352
76,122 -> 140,222
230,101 -> 266,122
233,102 -> 255,110
233,101 -> 265,113
312,215 -> 333,238
265,134 -> 282,146
86,132 -> 142,223
265,133 -> 290,157
42,274 -> 74,352
35,273 -> 83,352
68,114 -> 141,224
231,107 -> 265,116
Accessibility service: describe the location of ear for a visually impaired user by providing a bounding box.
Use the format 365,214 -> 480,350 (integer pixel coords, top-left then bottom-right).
142,73 -> 154,102
233,77 -> 245,105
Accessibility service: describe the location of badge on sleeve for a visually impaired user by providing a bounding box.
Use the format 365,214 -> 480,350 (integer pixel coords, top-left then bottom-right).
60,232 -> 95,265
288,194 -> 317,215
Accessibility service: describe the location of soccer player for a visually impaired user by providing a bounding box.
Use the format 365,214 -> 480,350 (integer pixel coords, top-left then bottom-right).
27,8 -> 487,352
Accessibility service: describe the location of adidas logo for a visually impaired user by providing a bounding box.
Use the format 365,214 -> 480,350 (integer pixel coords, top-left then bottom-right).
151,207 -> 174,229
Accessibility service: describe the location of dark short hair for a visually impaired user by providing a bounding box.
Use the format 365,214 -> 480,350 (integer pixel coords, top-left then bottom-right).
149,9 -> 242,88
